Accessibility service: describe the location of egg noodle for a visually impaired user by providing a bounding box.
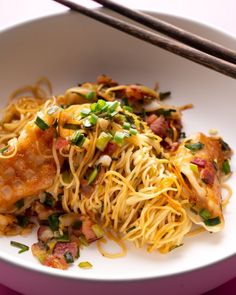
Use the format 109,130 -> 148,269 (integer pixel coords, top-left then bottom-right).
0,76 -> 232,268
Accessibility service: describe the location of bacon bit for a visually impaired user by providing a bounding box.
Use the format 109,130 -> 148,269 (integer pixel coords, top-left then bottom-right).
81,218 -> 97,242
200,162 -> 215,186
190,157 -> 206,168
80,179 -> 93,198
53,242 -> 78,259
146,114 -> 158,125
148,116 -> 169,138
44,254 -> 68,270
55,137 -> 69,150
103,142 -> 118,156
170,142 -> 180,152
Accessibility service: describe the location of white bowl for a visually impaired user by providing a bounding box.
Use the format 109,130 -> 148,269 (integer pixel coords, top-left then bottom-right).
0,10 -> 236,295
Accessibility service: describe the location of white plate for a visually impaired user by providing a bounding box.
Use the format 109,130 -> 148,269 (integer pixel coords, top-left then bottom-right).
0,10 -> 236,295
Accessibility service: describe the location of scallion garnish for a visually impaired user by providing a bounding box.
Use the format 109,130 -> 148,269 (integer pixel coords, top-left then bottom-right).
48,213 -> 59,231
123,105 -> 133,113
43,192 -> 55,208
0,145 -> 9,154
15,199 -> 24,209
89,114 -> 98,125
83,118 -> 92,128
220,138 -> 231,151
185,142 -> 204,152
96,132 -> 112,151
87,167 -> 98,185
71,131 -> 85,147
126,226 -> 136,233
129,128 -> 138,135
10,241 -> 29,254
199,208 -> 211,220
190,163 -> 198,173
35,116 -> 49,130
64,251 -> 74,264
159,91 -> 171,100
47,106 -> 60,115
63,123 -> 80,130
16,215 -> 29,228
222,159 -> 231,174
113,131 -> 128,146
204,216 -> 221,226
78,261 -> 93,269
92,224 -> 103,238
56,231 -> 70,242
86,91 -> 96,100
80,109 -> 91,117
156,108 -> 176,117
123,122 -> 131,130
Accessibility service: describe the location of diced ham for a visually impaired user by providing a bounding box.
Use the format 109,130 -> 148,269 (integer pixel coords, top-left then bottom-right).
43,254 -> 68,270
81,218 -> 97,242
80,179 -> 94,198
55,137 -> 69,150
53,242 -> 78,259
37,225 -> 54,242
190,157 -> 206,168
148,115 -> 169,138
103,142 -> 117,156
146,114 -> 158,125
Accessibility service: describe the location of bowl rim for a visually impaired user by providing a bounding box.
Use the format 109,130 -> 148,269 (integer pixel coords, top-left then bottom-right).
0,9 -> 236,283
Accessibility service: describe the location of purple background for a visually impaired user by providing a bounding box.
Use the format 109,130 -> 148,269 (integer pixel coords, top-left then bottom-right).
1,278 -> 236,295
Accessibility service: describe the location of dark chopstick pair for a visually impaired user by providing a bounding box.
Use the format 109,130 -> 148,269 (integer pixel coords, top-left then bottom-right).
53,0 -> 236,79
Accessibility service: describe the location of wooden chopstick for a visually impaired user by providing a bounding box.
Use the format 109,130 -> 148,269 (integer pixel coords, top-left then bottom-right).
53,0 -> 236,79
93,0 -> 236,64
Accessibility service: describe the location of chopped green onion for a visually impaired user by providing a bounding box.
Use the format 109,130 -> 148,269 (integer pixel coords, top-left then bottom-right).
123,122 -> 131,130
62,170 -> 73,184
78,261 -> 93,269
156,108 -> 176,117
185,142 -> 204,152
204,216 -> 221,226
64,251 -> 74,264
190,163 -> 198,173
113,131 -> 128,146
10,241 -> 29,254
15,199 -> 24,209
56,231 -> 70,242
220,138 -> 231,151
159,91 -> 171,100
35,116 -> 49,130
86,91 -> 96,100
92,224 -> 104,238
89,114 -> 98,125
79,235 -> 89,246
0,145 -> 9,154
130,128 -> 138,135
76,247 -> 80,259
83,118 -> 92,128
96,132 -> 112,151
107,101 -> 119,112
71,131 -> 85,147
199,208 -> 211,220
80,109 -> 91,117
179,132 -> 186,139
63,123 -> 80,130
87,167 -> 98,185
43,192 -> 55,208
47,106 -> 60,115
16,215 -> 29,228
222,159 -> 231,174
48,213 -> 59,231
126,226 -> 136,233
96,99 -> 107,110
123,105 -> 133,113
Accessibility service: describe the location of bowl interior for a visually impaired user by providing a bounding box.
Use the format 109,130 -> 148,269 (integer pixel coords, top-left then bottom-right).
0,11 -> 236,281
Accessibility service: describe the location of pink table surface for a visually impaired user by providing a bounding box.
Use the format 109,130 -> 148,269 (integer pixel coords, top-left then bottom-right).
0,278 -> 236,295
